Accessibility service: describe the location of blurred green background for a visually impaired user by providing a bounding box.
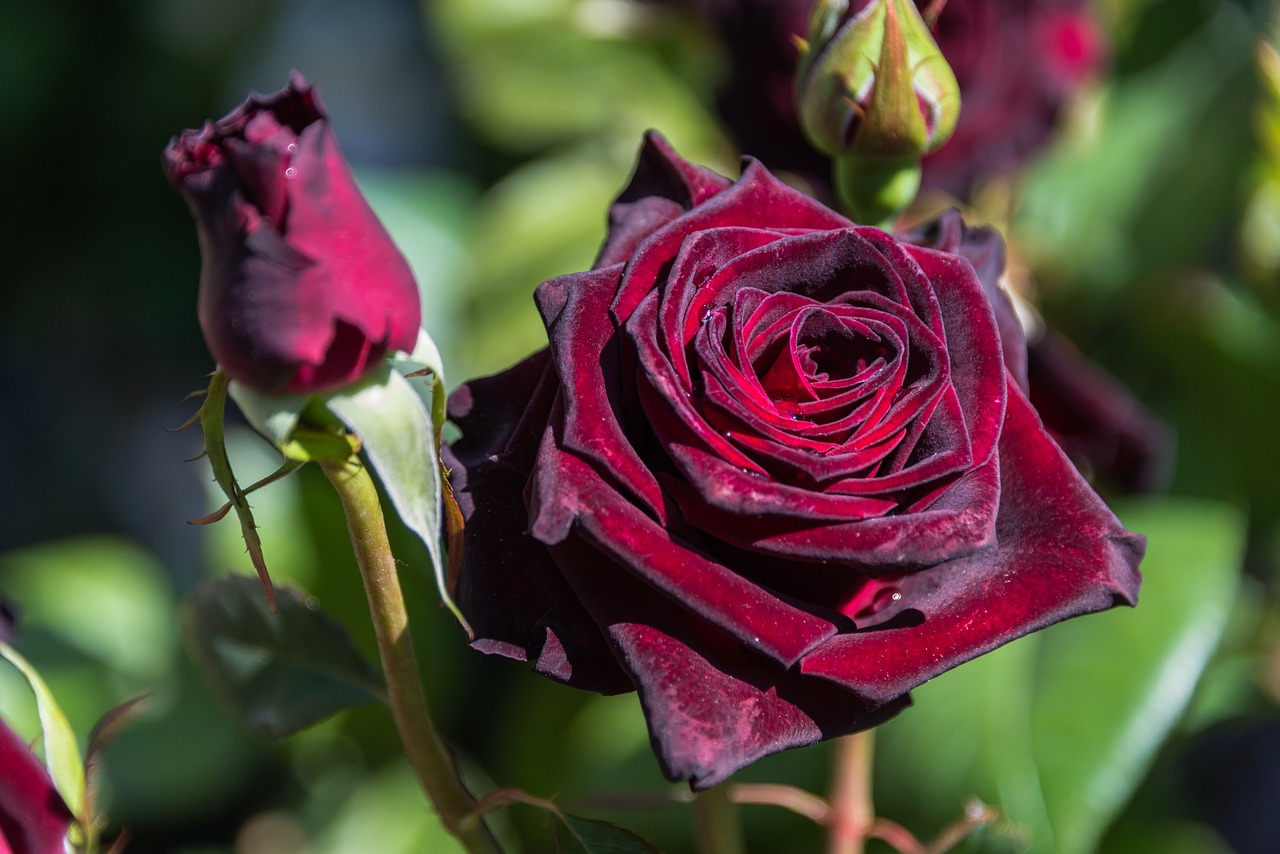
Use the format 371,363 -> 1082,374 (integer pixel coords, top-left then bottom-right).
3,0 -> 1280,852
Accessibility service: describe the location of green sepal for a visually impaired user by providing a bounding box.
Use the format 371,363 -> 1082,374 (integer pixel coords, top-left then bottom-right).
323,362 -> 470,636
0,641 -> 89,848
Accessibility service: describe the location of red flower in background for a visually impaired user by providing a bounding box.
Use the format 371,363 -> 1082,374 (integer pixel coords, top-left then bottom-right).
444,135 -> 1143,787
163,73 -> 421,395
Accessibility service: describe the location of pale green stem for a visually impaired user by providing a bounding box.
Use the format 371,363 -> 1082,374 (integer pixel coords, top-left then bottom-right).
320,455 -> 499,854
693,782 -> 746,854
827,730 -> 876,854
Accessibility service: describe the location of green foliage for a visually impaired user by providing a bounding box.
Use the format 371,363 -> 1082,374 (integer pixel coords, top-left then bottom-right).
181,575 -> 384,737
554,814 -> 662,854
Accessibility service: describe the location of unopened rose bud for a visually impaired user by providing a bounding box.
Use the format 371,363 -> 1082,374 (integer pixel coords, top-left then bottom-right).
163,73 -> 422,395
796,0 -> 960,222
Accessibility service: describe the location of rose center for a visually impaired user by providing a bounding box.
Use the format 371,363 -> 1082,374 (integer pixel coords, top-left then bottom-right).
751,308 -> 892,406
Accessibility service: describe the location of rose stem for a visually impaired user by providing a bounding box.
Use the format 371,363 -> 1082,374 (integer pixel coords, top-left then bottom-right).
320,454 -> 499,854
826,730 -> 876,854
693,781 -> 746,854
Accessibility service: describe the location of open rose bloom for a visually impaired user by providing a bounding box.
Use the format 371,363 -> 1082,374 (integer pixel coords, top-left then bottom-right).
445,135 -> 1143,787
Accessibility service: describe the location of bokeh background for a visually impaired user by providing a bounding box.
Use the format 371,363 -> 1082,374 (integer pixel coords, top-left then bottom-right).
3,0 -> 1280,852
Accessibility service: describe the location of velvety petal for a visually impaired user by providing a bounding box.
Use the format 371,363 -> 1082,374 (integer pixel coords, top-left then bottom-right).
900,210 -> 1028,391
528,421 -> 839,668
549,534 -> 910,789
445,352 -> 632,694
0,717 -> 73,854
905,243 -> 1007,469
535,267 -> 668,521
664,447 -> 999,570
1028,328 -> 1175,494
597,132 -> 733,268
610,157 -> 852,324
800,386 -> 1144,703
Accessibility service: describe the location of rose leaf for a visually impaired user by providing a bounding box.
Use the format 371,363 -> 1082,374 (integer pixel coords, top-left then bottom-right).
180,575 -> 384,737
552,815 -> 660,854
1030,498 -> 1244,854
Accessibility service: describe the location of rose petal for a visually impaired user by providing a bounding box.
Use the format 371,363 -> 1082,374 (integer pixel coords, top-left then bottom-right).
446,352 -> 632,693
800,386 -> 1144,702
548,537 -> 910,788
528,422 -> 839,668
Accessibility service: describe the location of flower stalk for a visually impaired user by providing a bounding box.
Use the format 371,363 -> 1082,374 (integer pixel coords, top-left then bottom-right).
693,781 -> 746,854
826,730 -> 876,854
319,451 -> 498,854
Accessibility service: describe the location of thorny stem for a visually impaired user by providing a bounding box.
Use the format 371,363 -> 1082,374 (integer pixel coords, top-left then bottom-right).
320,453 -> 498,854
693,782 -> 746,854
827,730 -> 876,854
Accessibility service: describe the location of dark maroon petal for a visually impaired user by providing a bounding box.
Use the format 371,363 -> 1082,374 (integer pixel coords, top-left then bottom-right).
597,132 -> 733,268
164,74 -> 421,394
899,210 -> 1028,391
445,352 -> 631,694
0,717 -> 73,854
903,242 -> 1007,468
664,447 -> 999,570
610,157 -> 852,324
527,422 -> 839,668
800,386 -> 1144,703
534,267 -> 668,522
1028,329 -> 1175,494
548,534 -> 910,788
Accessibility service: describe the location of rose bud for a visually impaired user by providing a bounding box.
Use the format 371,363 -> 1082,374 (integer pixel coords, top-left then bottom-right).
0,716 -> 73,854
444,134 -> 1143,788
696,0 -> 1104,201
163,73 -> 422,395
796,0 -> 960,222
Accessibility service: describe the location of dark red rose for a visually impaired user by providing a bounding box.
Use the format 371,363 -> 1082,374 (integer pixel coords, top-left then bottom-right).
698,0 -> 1104,198
163,73 -> 421,395
444,134 -> 1143,787
0,717 -> 73,854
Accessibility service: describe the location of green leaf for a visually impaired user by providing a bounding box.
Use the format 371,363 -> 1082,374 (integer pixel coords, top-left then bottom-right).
1032,499 -> 1243,854
312,762 -> 467,854
553,815 -> 661,854
0,641 -> 86,824
876,497 -> 1244,854
324,361 -> 468,632
180,575 -> 384,737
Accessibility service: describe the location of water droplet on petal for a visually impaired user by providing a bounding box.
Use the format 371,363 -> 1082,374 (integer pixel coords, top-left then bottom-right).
284,167 -> 297,179
286,142 -> 297,153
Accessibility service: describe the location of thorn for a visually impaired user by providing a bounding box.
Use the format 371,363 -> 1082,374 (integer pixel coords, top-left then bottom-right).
403,367 -> 436,379
184,450 -> 210,463
165,410 -> 204,433
182,388 -> 209,403
188,503 -> 233,526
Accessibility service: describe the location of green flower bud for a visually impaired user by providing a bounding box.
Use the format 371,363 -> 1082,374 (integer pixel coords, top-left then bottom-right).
797,0 -> 960,160
796,0 -> 960,224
